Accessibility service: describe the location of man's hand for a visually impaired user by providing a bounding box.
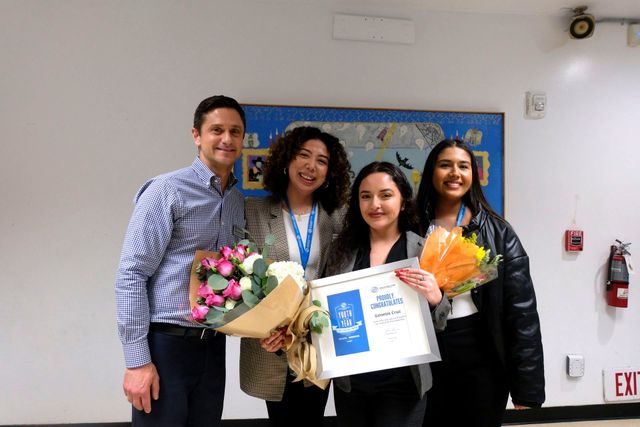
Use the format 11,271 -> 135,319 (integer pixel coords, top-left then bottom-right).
123,363 -> 160,413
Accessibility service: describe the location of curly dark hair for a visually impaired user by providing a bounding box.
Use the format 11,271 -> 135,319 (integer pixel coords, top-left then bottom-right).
415,139 -> 502,235
262,126 -> 352,214
331,161 -> 418,265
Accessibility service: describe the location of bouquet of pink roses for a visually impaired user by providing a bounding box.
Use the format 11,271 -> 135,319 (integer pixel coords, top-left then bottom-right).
189,238 -> 327,340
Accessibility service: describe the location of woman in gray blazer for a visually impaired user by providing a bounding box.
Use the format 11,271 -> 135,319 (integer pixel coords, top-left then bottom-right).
239,126 -> 352,427
325,162 -> 449,427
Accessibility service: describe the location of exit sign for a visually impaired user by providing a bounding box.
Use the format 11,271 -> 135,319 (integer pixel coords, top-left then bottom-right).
603,367 -> 640,402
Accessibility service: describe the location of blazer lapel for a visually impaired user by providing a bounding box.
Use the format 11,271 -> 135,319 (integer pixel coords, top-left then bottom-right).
406,232 -> 424,258
268,200 -> 289,262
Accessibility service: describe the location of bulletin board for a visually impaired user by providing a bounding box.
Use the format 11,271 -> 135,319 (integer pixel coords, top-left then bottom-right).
235,104 -> 504,215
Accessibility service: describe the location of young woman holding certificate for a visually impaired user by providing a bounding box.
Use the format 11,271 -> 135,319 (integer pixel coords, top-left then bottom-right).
239,126 -> 352,427
325,161 -> 450,427
416,139 -> 545,426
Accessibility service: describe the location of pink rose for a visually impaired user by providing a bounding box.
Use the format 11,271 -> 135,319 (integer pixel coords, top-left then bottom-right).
222,279 -> 242,300
233,248 -> 246,262
192,305 -> 209,322
201,257 -> 218,270
216,259 -> 234,277
221,246 -> 233,259
205,293 -> 225,307
197,282 -> 213,298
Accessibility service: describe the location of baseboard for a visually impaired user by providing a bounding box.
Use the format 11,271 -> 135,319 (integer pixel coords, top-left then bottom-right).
502,402 -> 640,424
3,403 -> 639,427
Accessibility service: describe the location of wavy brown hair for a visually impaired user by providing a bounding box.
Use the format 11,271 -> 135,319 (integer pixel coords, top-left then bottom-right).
262,126 -> 352,214
330,161 -> 418,267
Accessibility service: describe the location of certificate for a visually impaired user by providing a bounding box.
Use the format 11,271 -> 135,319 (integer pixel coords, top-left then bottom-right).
309,257 -> 441,380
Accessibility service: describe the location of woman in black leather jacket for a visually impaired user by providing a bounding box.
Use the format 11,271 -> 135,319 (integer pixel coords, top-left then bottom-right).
415,139 -> 545,427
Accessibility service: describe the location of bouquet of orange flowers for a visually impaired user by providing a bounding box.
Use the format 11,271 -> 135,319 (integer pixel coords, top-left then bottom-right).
419,226 -> 502,298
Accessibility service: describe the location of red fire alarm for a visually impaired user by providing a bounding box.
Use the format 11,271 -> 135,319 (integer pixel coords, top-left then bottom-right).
565,230 -> 584,252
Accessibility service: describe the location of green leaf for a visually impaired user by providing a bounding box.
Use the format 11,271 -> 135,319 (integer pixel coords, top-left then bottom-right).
242,290 -> 260,308
208,274 -> 229,291
310,312 -> 330,334
253,258 -> 267,277
312,299 -> 322,308
264,275 -> 278,295
247,241 -> 258,254
261,234 -> 275,259
237,238 -> 251,247
250,276 -> 263,296
204,309 -> 224,324
264,234 -> 276,246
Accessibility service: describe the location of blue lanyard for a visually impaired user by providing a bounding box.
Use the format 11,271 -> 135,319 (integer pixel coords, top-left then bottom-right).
456,204 -> 466,227
284,198 -> 317,270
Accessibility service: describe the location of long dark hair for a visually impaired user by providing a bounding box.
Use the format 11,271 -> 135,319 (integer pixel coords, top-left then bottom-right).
331,161 -> 418,265
415,139 -> 501,235
262,126 -> 352,214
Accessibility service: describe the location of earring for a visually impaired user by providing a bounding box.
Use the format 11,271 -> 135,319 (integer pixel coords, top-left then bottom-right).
283,168 -> 288,176
322,181 -> 329,190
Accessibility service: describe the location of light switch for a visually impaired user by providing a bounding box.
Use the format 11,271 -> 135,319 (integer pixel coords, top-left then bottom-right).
525,91 -> 546,119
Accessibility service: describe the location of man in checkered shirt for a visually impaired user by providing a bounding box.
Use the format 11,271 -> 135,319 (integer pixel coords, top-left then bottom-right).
115,95 -> 246,426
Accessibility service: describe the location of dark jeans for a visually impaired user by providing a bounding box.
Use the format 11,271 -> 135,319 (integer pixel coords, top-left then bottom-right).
334,368 -> 426,427
424,313 -> 508,427
132,329 -> 226,427
265,372 -> 330,427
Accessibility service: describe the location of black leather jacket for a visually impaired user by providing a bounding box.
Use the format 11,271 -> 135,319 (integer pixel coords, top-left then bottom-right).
465,210 -> 545,408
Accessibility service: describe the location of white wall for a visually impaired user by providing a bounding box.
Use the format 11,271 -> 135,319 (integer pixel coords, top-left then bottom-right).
1,0 -> 639,424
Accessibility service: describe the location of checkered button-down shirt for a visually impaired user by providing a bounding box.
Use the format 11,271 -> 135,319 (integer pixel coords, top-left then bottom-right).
115,157 -> 245,368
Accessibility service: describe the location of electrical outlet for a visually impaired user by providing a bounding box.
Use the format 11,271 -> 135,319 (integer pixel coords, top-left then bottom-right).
567,354 -> 585,377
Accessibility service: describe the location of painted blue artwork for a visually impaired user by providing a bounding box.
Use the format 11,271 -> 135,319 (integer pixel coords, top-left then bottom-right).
236,104 -> 504,215
327,289 -> 370,357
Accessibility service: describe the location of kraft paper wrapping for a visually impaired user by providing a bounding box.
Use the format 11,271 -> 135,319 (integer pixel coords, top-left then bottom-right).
189,250 -> 305,339
284,292 -> 330,390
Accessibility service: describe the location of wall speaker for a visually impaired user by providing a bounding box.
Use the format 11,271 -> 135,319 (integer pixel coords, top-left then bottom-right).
570,11 -> 596,39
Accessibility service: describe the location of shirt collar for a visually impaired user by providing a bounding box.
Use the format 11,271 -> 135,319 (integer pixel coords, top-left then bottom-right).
191,157 -> 238,189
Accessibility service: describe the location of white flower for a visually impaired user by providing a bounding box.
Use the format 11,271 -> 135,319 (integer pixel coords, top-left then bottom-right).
241,253 -> 263,274
224,299 -> 238,310
239,276 -> 253,291
266,261 -> 306,290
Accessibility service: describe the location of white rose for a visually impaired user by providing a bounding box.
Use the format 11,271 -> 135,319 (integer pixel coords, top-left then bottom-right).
224,299 -> 238,310
267,261 -> 306,290
241,253 -> 263,274
239,276 -> 253,291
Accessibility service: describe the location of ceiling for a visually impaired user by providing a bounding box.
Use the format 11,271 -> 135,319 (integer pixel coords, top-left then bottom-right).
353,0 -> 640,18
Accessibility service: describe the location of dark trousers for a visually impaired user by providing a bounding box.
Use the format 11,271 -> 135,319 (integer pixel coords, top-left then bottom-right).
132,329 -> 226,427
334,368 -> 426,427
424,313 -> 508,427
265,373 -> 330,427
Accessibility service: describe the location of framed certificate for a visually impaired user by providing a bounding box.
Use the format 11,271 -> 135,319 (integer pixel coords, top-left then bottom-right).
309,257 -> 441,380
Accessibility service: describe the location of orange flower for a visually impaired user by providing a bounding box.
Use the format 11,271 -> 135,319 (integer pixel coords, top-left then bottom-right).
420,226 -> 501,298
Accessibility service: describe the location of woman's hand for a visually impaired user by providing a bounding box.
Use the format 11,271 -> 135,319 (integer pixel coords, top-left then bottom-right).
395,268 -> 443,307
259,327 -> 286,353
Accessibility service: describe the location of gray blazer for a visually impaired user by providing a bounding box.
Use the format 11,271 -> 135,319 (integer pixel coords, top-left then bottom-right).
325,231 -> 450,398
239,197 -> 344,401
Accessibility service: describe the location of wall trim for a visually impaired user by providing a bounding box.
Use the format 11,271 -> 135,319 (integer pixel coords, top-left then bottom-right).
4,403 -> 639,427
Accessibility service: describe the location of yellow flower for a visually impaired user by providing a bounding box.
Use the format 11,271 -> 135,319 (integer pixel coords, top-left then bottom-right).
475,247 -> 486,264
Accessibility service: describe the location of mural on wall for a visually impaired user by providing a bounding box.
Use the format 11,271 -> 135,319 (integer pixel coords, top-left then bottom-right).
236,105 -> 504,215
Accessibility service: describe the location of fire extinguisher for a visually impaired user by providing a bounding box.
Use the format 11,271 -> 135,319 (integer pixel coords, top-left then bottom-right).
606,240 -> 631,308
